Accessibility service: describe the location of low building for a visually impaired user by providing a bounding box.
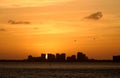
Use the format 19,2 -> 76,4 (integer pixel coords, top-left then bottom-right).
113,55 -> 120,62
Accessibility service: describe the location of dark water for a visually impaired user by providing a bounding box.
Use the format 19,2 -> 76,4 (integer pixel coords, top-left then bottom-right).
0,62 -> 120,78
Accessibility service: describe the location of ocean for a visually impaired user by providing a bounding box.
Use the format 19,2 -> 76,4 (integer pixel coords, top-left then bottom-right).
0,62 -> 120,78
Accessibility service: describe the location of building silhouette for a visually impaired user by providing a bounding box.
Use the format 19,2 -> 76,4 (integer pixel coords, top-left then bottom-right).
67,55 -> 76,62
113,55 -> 120,62
27,55 -> 41,62
56,53 -> 66,62
56,53 -> 60,61
77,52 -> 88,61
47,54 -> 55,62
67,56 -> 71,62
28,55 -> 33,61
1,51 -> 119,62
27,52 -> 89,62
71,55 -> 76,61
41,54 -> 46,62
61,53 -> 66,61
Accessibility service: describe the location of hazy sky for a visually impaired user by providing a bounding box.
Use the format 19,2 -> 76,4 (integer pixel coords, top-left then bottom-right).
0,0 -> 120,59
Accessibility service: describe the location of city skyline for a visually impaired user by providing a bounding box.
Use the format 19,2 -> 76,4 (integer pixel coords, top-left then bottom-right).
0,51 -> 120,62
27,52 -> 89,62
0,0 -> 120,60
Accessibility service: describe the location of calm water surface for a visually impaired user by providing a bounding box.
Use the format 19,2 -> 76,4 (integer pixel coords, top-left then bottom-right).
0,62 -> 120,78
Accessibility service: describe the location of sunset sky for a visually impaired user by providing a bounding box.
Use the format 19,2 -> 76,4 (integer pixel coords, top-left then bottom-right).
0,0 -> 120,60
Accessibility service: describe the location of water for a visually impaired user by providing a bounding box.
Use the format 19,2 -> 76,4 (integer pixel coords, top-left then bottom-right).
0,62 -> 120,78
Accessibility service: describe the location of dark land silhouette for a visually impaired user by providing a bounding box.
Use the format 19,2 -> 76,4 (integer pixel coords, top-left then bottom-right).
0,52 -> 120,62
27,52 -> 89,62
113,55 -> 120,62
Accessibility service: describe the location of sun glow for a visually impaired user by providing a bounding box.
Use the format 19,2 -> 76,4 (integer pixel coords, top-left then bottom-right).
45,54 -> 48,59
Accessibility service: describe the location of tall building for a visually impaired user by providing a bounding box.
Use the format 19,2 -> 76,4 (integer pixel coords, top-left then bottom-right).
56,53 -> 66,62
67,56 -> 71,62
77,52 -> 88,61
71,55 -> 76,61
66,55 -> 76,62
61,53 -> 66,61
56,53 -> 60,61
41,54 -> 46,61
47,54 -> 55,62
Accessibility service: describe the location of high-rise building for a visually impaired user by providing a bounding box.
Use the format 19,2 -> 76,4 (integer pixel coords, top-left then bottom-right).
77,52 -> 88,61
61,53 -> 66,61
56,53 -> 66,62
71,55 -> 76,61
66,55 -> 76,62
41,54 -> 46,61
47,53 -> 55,62
56,53 -> 60,61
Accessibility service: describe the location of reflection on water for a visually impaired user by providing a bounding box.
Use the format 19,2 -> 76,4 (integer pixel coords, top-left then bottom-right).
0,62 -> 120,78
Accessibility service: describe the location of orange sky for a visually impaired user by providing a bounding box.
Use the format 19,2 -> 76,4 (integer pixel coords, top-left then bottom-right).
0,0 -> 120,60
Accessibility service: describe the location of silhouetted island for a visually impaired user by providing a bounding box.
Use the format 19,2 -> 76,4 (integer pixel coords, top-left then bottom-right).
0,52 -> 120,62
